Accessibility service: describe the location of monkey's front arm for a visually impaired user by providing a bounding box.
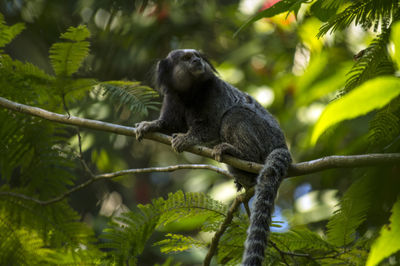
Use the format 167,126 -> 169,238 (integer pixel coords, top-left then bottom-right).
135,93 -> 186,141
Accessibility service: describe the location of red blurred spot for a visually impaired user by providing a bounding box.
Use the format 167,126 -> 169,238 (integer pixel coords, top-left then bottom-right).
259,0 -> 295,25
261,0 -> 282,10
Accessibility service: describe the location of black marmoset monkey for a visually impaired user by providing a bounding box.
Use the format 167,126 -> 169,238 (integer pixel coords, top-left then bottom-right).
135,49 -> 292,266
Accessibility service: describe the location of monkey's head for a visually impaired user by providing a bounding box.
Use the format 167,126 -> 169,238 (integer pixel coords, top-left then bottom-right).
156,49 -> 217,93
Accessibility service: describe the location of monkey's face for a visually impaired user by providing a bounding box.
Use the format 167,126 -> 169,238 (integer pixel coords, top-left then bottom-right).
157,49 -> 216,93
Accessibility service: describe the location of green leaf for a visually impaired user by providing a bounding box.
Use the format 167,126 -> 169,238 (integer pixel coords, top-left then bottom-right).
311,76 -> 400,144
155,233 -> 206,253
320,0 -> 347,9
344,28 -> 393,91
317,0 -> 397,37
326,175 -> 374,246
49,26 -> 90,77
368,108 -> 400,146
60,25 -> 90,41
310,0 -> 339,22
0,13 -> 25,48
100,81 -> 160,118
366,198 -> 400,266
234,0 -> 306,36
389,21 -> 400,70
101,191 -> 228,263
295,62 -> 352,107
271,227 -> 335,252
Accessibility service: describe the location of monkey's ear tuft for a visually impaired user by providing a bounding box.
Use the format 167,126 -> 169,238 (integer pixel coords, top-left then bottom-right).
157,59 -> 170,72
156,59 -> 172,91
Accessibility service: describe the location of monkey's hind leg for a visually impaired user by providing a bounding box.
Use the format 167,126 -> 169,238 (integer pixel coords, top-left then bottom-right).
212,143 -> 257,190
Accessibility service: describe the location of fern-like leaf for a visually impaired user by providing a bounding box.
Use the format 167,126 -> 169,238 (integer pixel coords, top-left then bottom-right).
100,81 -> 160,117
326,175 -> 374,246
155,233 -> 206,253
0,13 -> 25,49
0,220 -> 54,265
368,107 -> 400,147
0,196 -> 98,265
0,54 -> 54,103
49,25 -> 90,77
320,0 -> 347,9
345,28 -> 394,91
317,0 -> 399,37
217,218 -> 248,265
101,190 -> 228,263
271,228 -> 335,252
0,111 -> 75,196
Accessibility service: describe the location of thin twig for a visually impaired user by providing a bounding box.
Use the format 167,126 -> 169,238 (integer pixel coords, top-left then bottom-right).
0,164 -> 234,205
61,93 -> 70,117
269,240 -> 348,263
203,189 -> 254,266
270,240 -> 290,266
1,96 -> 399,177
269,240 -> 311,258
76,128 -> 94,176
203,197 -> 242,266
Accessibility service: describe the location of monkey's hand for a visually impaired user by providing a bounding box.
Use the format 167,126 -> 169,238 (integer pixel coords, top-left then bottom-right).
135,120 -> 160,141
171,133 -> 195,153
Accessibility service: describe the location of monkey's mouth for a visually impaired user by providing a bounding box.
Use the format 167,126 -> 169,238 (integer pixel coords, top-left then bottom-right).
190,61 -> 205,74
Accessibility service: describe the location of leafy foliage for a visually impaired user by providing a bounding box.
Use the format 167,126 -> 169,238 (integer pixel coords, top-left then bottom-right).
0,18 -> 161,264
155,233 -> 206,253
345,28 -> 395,92
0,13 -> 25,49
366,198 -> 400,266
390,21 -> 400,70
312,76 -> 400,143
326,175 -> 374,246
368,105 -> 400,148
0,222 -> 54,265
101,190 -> 226,264
100,81 -> 160,118
49,25 -> 90,77
272,228 -> 334,252
235,0 -> 308,35
317,0 -> 399,37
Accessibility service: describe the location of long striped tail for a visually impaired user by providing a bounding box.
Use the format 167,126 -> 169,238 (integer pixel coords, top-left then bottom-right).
242,148 -> 292,266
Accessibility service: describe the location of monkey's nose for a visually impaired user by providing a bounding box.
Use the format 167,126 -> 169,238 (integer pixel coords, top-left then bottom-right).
192,58 -> 200,64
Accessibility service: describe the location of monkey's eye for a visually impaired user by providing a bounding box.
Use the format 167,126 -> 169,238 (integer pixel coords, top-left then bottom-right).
181,53 -> 193,61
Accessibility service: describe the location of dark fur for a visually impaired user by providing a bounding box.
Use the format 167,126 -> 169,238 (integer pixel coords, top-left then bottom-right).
135,49 -> 292,266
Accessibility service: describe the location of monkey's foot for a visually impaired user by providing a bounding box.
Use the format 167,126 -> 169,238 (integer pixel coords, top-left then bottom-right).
171,133 -> 193,153
212,142 -> 244,162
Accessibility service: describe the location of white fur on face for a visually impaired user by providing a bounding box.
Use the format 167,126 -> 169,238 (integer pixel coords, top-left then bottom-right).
172,63 -> 191,91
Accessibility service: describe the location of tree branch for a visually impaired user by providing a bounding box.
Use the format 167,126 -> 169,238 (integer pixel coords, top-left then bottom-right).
0,164 -> 234,205
1,96 -> 400,177
203,190 -> 254,266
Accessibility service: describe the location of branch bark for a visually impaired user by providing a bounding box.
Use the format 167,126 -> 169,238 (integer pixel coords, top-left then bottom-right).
1,96 -> 400,177
0,164 -> 234,205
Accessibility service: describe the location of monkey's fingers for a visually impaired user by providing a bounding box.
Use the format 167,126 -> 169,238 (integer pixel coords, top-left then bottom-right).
211,150 -> 223,162
135,122 -> 149,141
171,133 -> 189,153
211,143 -> 232,162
